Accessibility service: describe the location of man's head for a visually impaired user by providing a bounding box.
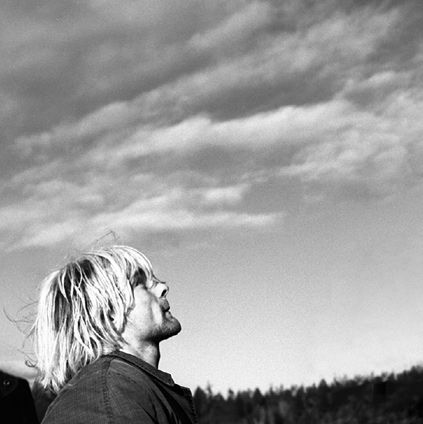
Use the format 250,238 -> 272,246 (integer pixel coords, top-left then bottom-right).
121,271 -> 181,348
33,245 -> 180,393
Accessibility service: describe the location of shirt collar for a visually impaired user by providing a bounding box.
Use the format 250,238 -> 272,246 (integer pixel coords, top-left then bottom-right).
107,350 -> 175,386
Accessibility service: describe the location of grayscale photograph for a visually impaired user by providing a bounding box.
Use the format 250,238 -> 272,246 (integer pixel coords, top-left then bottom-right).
0,1 -> 423,423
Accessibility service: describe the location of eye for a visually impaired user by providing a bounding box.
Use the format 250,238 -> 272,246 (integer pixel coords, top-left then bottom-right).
133,269 -> 147,286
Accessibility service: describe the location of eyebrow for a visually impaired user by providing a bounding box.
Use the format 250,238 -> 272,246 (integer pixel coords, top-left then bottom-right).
151,275 -> 167,285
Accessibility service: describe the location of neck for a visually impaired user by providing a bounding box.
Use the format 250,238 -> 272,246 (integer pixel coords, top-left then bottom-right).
120,342 -> 161,368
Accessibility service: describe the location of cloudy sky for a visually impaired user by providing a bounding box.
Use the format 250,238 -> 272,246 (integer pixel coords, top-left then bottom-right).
1,0 -> 423,392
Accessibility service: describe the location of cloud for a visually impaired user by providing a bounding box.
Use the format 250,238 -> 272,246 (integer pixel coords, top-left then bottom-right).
280,89 -> 423,198
284,137 -> 410,196
1,0 -> 408,143
188,1 -> 273,55
199,184 -> 249,206
1,0 -> 423,251
0,171 -> 281,250
10,0 -> 407,157
15,99 -> 352,162
342,71 -> 410,108
11,79 -> 423,208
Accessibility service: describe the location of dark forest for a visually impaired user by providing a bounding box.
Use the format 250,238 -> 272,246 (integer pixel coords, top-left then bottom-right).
190,366 -> 423,424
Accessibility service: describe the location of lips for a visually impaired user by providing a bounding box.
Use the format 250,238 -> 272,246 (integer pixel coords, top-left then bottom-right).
161,300 -> 170,312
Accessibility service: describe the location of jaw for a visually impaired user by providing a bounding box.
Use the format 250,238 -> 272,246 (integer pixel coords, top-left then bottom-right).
152,316 -> 182,342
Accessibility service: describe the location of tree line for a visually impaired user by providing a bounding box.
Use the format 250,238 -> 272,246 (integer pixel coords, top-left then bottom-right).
192,367 -> 423,424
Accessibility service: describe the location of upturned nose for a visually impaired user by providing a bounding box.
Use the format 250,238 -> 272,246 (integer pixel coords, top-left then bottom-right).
157,281 -> 169,298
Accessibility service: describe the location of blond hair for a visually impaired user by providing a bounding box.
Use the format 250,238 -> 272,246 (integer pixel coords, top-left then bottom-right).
33,245 -> 153,393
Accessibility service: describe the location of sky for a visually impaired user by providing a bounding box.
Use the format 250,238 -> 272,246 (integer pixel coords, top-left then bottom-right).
1,0 -> 423,394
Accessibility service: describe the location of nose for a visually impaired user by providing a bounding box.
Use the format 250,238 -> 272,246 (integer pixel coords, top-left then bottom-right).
156,281 -> 169,298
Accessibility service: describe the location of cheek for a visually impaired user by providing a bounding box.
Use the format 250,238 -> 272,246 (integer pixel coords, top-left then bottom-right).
128,299 -> 151,325
151,303 -> 164,322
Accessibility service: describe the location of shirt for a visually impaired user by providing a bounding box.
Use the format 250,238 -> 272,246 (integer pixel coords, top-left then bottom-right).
42,351 -> 197,424
0,370 -> 39,424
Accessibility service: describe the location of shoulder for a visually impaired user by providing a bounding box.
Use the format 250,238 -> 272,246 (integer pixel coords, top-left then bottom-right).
42,356 -> 116,423
104,356 -> 157,410
107,356 -> 152,387
42,356 -> 161,424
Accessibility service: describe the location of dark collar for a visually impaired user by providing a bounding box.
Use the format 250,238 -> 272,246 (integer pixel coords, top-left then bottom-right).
106,350 -> 175,386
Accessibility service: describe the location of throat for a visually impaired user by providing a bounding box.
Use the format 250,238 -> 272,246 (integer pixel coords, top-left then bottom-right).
120,342 -> 161,368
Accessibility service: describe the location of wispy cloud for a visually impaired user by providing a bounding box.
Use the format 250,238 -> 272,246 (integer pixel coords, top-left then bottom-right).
1,0 -> 422,250
0,169 -> 281,250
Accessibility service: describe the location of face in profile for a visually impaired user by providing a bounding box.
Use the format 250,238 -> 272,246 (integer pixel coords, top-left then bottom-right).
124,273 -> 182,344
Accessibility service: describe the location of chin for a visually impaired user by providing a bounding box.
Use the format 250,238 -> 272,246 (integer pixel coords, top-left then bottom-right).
164,319 -> 182,339
154,318 -> 182,342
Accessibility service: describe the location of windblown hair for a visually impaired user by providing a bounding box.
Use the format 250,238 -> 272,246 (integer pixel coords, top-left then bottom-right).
33,245 -> 153,394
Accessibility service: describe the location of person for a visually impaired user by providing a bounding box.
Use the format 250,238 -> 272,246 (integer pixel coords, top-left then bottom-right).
0,370 -> 39,424
33,245 -> 197,424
